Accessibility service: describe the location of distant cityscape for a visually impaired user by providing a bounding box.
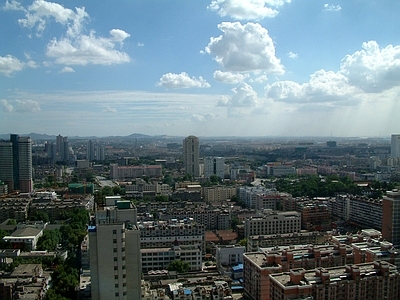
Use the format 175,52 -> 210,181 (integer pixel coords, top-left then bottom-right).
0,133 -> 399,299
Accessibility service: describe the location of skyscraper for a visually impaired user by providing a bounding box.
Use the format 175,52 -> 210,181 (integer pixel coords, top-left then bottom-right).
17,136 -> 33,193
89,202 -> 142,299
382,189 -> 400,247
0,141 -> 13,192
86,140 -> 95,161
391,134 -> 400,158
183,135 -> 200,178
0,135 -> 32,193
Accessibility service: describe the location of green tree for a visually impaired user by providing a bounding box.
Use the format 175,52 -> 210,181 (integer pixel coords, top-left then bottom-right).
37,230 -> 62,251
6,219 -> 17,225
167,260 -> 190,273
238,238 -> 247,247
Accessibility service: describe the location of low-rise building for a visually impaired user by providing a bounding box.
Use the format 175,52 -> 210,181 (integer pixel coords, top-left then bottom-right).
269,261 -> 400,300
244,211 -> 301,238
247,231 -> 326,252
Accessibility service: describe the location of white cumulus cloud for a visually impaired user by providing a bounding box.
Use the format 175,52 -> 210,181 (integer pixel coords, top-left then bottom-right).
15,99 -> 41,112
339,41 -> 400,93
218,82 -> 260,107
46,30 -> 131,65
213,70 -> 249,84
0,55 -> 25,76
60,66 -> 74,73
208,0 -> 291,20
204,22 -> 284,73
1,100 -> 14,112
158,72 -> 211,89
12,0 -> 131,67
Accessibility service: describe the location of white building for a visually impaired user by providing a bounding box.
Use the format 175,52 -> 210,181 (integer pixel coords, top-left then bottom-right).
204,157 -> 225,179
89,202 -> 141,300
215,244 -> 245,267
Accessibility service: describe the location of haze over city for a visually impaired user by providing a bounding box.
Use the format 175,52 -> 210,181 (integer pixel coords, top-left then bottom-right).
1,0 -> 400,137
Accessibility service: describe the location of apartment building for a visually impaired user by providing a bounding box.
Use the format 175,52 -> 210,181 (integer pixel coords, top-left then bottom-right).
247,231 -> 326,252
243,252 -> 282,300
244,211 -> 301,238
138,219 -> 205,253
0,197 -> 30,223
110,164 -> 162,180
298,203 -> 331,231
141,243 -> 202,273
269,261 -> 400,300
329,194 -> 382,230
202,185 -> 237,202
89,202 -> 141,300
382,189 -> 400,247
255,191 -> 291,210
125,179 -> 172,198
160,207 -> 231,230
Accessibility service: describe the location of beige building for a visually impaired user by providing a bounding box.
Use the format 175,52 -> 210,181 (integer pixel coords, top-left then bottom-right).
89,202 -> 141,300
244,211 -> 301,238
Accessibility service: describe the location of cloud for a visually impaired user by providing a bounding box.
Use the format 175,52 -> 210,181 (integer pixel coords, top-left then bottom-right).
218,82 -> 260,107
204,22 -> 284,73
323,4 -> 342,12
60,66 -> 74,73
339,41 -> 400,93
213,70 -> 249,84
103,106 -> 117,113
137,42 -> 144,47
15,99 -> 41,112
1,100 -> 14,112
158,72 -> 211,89
266,69 -> 360,105
191,113 -> 219,122
46,30 -> 131,65
208,0 -> 291,20
12,1 -> 131,66
288,51 -> 298,59
109,29 -> 130,44
0,55 -> 25,76
16,0 -> 89,37
3,0 -> 24,11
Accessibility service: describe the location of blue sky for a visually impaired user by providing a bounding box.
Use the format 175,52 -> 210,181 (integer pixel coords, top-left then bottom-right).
1,0 -> 400,137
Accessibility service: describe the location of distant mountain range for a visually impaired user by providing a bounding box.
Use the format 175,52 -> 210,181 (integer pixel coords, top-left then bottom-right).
0,132 -> 158,141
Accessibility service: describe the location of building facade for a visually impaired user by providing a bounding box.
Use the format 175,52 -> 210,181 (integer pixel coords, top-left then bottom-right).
204,156 -> 225,179
0,135 -> 32,193
89,203 -> 141,300
183,136 -> 200,178
382,189 -> 400,247
269,261 -> 400,300
391,134 -> 400,158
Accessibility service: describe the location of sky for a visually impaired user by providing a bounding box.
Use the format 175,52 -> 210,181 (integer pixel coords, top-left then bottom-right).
1,0 -> 400,138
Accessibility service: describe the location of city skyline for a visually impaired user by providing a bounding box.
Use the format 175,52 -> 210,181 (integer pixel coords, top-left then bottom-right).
1,0 -> 400,137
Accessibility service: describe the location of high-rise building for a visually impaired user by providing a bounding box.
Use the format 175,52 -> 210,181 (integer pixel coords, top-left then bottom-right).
56,134 -> 63,153
17,136 -> 33,193
391,134 -> 400,158
183,135 -> 200,178
382,189 -> 400,247
0,141 -> 13,192
204,156 -> 225,179
86,140 -> 95,161
0,135 -> 32,193
89,201 -> 141,300
60,136 -> 69,162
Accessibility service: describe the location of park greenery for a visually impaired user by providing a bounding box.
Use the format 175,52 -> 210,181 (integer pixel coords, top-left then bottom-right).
274,175 -> 399,199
